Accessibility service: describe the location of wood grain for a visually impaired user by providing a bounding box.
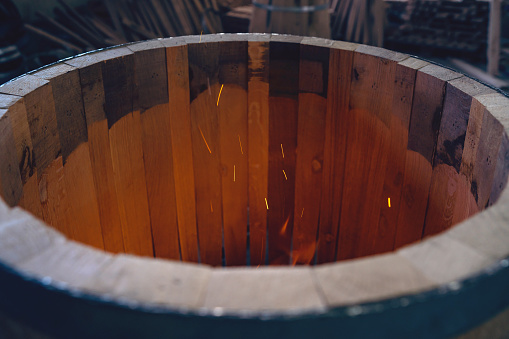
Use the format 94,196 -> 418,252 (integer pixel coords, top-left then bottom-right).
103,53 -> 154,257
394,65 -> 460,247
32,63 -> 87,163
247,36 -> 270,266
337,51 -> 395,260
164,40 -> 199,263
489,133 -> 509,207
472,107 -> 504,210
131,41 -> 180,260
459,86 -> 504,213
477,93 -> 509,208
0,76 -> 61,181
34,63 -> 104,250
63,143 -> 104,249
38,156 -> 72,237
0,97 -> 35,196
218,41 -> 248,266
292,42 -> 329,265
109,111 -> 154,257
2,95 -> 36,190
424,77 -> 491,237
372,57 -> 426,254
316,41 -> 356,264
78,56 -> 124,253
0,110 -> 23,206
267,36 -> 302,265
188,41 -> 223,266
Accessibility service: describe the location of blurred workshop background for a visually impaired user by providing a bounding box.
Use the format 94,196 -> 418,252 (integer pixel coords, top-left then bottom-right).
0,0 -> 508,91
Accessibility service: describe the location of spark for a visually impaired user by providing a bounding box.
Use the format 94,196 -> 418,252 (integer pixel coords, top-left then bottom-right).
280,144 -> 284,158
199,126 -> 212,154
217,84 -> 224,106
265,197 -> 269,210
282,169 -> 287,180
199,31 -> 203,43
388,197 -> 391,208
210,200 -> 213,213
301,208 -> 304,218
238,134 -> 243,154
233,165 -> 236,182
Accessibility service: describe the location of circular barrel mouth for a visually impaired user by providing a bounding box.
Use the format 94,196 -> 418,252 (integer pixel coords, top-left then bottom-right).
0,34 -> 509,338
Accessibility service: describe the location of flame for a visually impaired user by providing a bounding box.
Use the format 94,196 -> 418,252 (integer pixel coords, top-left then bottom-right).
280,143 -> 284,158
238,134 -> 243,154
282,169 -> 287,180
388,197 -> 391,208
217,84 -> 224,106
291,241 -> 316,266
279,215 -> 290,235
292,252 -> 299,266
198,126 -> 212,154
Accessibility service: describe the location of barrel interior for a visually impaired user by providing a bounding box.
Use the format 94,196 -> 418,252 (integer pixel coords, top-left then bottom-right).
0,35 -> 507,268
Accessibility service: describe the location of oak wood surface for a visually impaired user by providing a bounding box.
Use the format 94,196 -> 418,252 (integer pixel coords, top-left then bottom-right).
188,41 -> 224,266
291,42 -> 329,265
337,50 -> 396,259
0,110 -> 23,207
317,41 -> 356,263
164,40 -> 200,263
77,57 -> 124,253
103,52 -> 154,257
131,41 -> 180,260
267,36 -> 302,265
394,65 -> 460,247
218,41 -> 249,266
247,37 -> 270,266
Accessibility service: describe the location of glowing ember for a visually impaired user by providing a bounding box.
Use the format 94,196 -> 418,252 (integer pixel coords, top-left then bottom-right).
282,169 -> 287,180
198,126 -> 212,154
238,135 -> 243,154
280,143 -> 284,158
217,84 -> 224,106
388,197 -> 391,208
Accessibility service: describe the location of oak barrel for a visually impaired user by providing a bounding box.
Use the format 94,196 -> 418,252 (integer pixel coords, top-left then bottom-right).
0,34 -> 509,338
